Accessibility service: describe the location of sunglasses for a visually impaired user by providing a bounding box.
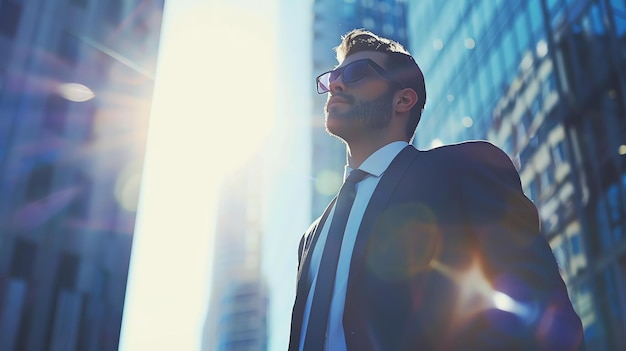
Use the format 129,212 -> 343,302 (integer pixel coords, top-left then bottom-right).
316,58 -> 403,94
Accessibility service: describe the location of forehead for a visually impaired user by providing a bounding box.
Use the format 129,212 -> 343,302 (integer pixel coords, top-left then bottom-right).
337,51 -> 388,69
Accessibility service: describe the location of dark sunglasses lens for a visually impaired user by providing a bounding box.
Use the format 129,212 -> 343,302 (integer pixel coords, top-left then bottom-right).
316,60 -> 370,93
343,60 -> 369,83
329,69 -> 342,83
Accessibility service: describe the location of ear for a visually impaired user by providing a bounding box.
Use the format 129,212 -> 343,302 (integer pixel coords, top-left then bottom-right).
394,88 -> 418,114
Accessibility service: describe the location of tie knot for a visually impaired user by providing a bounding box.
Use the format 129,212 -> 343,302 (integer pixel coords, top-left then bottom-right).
345,169 -> 368,184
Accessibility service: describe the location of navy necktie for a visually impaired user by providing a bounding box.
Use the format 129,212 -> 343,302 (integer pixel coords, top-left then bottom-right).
303,169 -> 369,351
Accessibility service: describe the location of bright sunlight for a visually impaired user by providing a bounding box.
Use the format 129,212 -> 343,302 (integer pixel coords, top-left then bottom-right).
119,0 -> 277,350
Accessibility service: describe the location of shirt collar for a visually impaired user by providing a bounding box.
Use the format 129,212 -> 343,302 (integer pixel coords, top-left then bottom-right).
344,141 -> 409,180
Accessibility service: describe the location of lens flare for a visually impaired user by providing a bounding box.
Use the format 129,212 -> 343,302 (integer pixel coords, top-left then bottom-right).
492,291 -> 517,312
430,254 -> 535,325
57,83 -> 95,102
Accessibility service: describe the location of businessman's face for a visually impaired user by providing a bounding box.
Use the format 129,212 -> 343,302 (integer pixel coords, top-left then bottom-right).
322,51 -> 396,141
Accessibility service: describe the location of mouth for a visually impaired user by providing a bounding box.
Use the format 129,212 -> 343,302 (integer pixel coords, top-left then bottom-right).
327,95 -> 351,107
327,100 -> 347,108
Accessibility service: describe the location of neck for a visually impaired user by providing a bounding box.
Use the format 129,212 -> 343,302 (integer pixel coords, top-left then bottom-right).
341,112 -> 410,168
346,135 -> 405,169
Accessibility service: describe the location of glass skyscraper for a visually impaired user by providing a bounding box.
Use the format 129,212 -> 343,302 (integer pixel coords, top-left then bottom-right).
203,158 -> 269,351
0,0 -> 164,349
407,1 -> 626,349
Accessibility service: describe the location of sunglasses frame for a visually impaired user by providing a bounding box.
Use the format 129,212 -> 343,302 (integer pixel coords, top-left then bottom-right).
316,58 -> 403,94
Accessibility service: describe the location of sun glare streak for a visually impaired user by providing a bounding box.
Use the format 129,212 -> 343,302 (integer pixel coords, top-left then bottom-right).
430,257 -> 530,319
119,1 -> 277,350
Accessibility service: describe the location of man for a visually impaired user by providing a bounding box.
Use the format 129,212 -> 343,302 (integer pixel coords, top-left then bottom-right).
289,29 -> 584,350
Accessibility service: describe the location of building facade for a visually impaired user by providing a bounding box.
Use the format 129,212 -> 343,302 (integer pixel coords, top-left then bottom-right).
0,0 -> 164,349
203,158 -> 268,351
407,0 -> 626,349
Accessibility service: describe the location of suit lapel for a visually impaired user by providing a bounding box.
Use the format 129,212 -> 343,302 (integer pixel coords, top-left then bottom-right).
347,145 -> 419,294
298,198 -> 336,283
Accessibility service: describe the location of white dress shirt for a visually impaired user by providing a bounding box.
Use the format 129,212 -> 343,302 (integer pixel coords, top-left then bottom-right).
299,141 -> 409,351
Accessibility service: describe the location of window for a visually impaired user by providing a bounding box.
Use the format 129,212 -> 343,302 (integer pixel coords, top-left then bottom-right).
594,180 -> 626,251
25,164 -> 54,201
547,0 -> 562,15
570,233 -> 582,255
516,123 -> 527,145
501,136 -> 513,156
611,0 -> 626,14
540,167 -> 555,190
58,31 -> 80,66
494,0 -> 506,11
0,0 -> 22,37
588,4 -> 606,35
56,253 -> 79,291
515,11 -> 531,51
521,111 -> 533,133
542,74 -> 556,101
471,1 -> 486,37
467,79 -> 480,121
501,30 -> 516,75
80,100 -> 96,141
552,141 -> 566,165
42,94 -> 68,134
552,240 -> 567,270
488,52 -> 504,93
611,1 -> 626,34
382,25 -> 394,37
106,0 -> 124,24
528,0 -> 543,36
528,178 -> 541,201
68,173 -> 91,219
10,239 -> 37,279
477,67 -> 490,110
70,0 -> 88,8
362,17 -> 375,29
530,98 -> 541,116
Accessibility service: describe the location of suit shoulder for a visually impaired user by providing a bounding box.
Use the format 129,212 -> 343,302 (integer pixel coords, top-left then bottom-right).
426,140 -> 515,169
427,140 -> 503,154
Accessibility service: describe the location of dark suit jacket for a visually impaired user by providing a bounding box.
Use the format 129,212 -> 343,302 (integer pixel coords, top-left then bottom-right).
289,141 -> 585,351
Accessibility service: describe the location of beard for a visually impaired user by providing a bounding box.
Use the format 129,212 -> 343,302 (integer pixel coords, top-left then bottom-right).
325,89 -> 395,138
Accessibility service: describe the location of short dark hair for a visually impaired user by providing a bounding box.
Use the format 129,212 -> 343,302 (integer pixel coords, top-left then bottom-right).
334,29 -> 426,141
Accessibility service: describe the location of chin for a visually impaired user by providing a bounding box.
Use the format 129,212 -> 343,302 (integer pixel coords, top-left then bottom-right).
325,125 -> 347,141
325,107 -> 353,121
325,115 -> 352,140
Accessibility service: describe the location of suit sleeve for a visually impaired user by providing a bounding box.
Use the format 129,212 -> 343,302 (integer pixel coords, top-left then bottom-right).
455,142 -> 584,350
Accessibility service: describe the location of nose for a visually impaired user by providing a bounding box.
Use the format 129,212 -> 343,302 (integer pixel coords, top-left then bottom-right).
328,74 -> 345,93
